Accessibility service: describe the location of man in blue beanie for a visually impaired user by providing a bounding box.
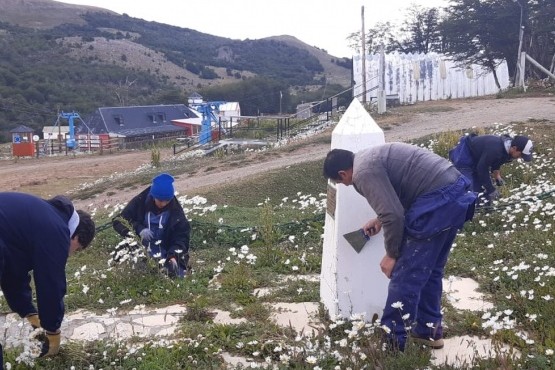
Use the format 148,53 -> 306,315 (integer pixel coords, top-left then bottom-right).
449,133 -> 533,204
0,192 -> 95,366
113,173 -> 190,278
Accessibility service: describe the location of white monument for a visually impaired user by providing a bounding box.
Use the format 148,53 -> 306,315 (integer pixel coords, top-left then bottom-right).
320,99 -> 389,321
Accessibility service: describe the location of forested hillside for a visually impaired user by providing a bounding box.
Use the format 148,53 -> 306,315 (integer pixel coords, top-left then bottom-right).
0,0 -> 352,141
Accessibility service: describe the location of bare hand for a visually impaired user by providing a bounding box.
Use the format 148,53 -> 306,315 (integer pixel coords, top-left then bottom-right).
363,218 -> 382,237
380,255 -> 396,278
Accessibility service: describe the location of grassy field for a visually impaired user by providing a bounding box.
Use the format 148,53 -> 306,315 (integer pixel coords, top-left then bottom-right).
2,121 -> 555,369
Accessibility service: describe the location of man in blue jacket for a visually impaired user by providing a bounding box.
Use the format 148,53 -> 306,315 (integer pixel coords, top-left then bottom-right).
0,192 -> 95,366
323,144 -> 476,351
449,134 -> 533,203
113,173 -> 190,278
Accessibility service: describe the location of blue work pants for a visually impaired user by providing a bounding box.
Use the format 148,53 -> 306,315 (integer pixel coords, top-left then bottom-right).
380,176 -> 475,350
380,226 -> 458,350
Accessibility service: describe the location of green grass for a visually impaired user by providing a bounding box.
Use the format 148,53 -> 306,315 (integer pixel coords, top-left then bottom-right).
3,121 -> 555,369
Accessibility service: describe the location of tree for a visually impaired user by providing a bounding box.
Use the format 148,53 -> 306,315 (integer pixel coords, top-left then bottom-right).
524,0 -> 555,79
347,6 -> 442,55
347,21 -> 399,54
441,0 -> 521,88
398,5 -> 442,54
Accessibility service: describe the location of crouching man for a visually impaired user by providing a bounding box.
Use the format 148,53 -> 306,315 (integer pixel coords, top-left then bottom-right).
0,192 -> 95,366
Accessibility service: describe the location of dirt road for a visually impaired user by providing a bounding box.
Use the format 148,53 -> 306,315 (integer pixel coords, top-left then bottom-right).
1,96 -> 554,209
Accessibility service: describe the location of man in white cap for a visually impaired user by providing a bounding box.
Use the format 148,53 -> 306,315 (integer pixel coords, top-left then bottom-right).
113,173 -> 190,278
449,134 -> 533,203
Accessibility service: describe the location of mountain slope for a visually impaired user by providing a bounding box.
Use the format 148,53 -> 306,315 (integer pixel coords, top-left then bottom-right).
0,0 -> 115,29
0,0 -> 352,139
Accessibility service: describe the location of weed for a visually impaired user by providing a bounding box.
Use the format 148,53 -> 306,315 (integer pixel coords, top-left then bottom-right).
150,145 -> 161,167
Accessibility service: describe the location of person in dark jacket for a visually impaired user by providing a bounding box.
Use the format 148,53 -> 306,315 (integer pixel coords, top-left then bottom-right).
449,134 -> 533,203
0,192 -> 95,366
323,144 -> 476,351
113,173 -> 190,278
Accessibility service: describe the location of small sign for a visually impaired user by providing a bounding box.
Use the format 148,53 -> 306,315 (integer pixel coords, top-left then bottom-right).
326,183 -> 336,218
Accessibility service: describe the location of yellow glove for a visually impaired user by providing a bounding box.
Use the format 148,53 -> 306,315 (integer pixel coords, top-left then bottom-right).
39,331 -> 61,357
26,313 -> 41,329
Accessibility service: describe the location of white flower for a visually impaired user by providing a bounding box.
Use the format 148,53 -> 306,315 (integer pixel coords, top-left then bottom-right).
546,349 -> 554,356
306,355 -> 317,364
391,301 -> 404,310
381,325 -> 391,334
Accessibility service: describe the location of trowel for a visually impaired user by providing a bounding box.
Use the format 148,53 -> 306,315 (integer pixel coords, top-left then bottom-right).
343,228 -> 370,253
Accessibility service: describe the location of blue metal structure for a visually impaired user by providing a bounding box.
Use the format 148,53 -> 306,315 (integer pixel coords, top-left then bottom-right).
60,112 -> 81,149
195,101 -> 226,144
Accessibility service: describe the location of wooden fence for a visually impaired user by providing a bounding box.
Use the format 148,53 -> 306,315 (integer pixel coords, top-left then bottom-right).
353,52 -> 510,104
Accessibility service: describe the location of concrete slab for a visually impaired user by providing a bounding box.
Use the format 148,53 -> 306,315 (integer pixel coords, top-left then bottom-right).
71,322 -> 106,341
431,335 -> 520,367
269,302 -> 321,336
443,277 -> 494,311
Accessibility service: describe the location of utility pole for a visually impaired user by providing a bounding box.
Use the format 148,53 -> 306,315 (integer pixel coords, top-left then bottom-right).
377,44 -> 386,114
361,6 -> 367,104
514,0 -> 524,87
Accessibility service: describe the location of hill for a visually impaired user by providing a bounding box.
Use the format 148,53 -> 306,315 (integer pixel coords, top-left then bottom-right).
0,0 -> 352,140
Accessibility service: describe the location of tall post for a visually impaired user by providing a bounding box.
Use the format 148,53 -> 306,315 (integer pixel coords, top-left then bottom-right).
514,0 -> 524,87
377,44 -> 387,114
320,98 -> 389,321
361,6 -> 367,105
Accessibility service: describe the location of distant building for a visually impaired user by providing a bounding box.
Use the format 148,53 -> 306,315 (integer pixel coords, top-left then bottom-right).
187,92 -> 204,106
217,102 -> 241,125
296,101 -> 323,119
42,126 -> 69,140
187,94 -> 241,127
78,104 -> 201,140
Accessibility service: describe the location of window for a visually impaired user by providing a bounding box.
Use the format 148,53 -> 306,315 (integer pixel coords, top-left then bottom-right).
114,115 -> 124,126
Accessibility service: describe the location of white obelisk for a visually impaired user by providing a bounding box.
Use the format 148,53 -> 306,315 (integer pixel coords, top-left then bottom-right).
320,98 -> 389,321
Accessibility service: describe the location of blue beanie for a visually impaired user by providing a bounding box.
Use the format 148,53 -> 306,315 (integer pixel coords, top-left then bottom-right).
150,173 -> 175,201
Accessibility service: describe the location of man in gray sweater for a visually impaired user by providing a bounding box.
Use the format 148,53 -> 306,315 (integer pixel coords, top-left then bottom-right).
323,143 -> 476,351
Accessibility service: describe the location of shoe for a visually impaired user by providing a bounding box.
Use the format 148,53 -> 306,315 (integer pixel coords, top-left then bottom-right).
410,333 -> 444,349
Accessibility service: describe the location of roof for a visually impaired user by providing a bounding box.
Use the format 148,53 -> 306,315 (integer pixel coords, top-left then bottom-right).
188,92 -> 203,99
77,104 -> 200,137
172,118 -> 202,126
10,125 -> 35,133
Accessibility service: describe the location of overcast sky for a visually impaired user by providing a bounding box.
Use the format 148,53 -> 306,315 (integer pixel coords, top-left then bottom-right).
55,0 -> 448,58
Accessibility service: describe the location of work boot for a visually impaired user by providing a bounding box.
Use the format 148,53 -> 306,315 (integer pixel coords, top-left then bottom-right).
410,333 -> 444,349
